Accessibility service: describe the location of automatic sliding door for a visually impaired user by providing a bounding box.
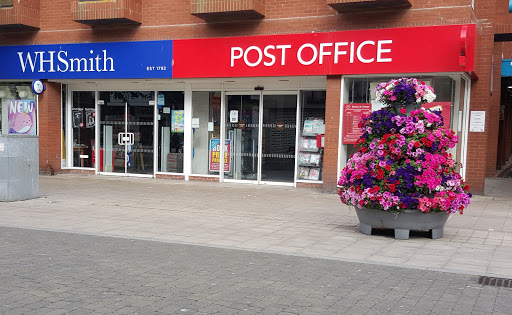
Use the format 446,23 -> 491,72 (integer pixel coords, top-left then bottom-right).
225,94 -> 260,180
261,94 -> 297,183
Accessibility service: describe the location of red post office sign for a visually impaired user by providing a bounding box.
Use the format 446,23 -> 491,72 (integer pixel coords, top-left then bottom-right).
173,24 -> 475,78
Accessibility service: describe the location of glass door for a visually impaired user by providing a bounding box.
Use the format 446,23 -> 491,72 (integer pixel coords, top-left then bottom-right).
99,91 -> 154,176
261,94 -> 297,183
224,92 -> 298,184
225,94 -> 260,181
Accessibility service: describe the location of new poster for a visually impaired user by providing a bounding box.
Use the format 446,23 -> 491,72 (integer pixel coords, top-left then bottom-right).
209,139 -> 231,172
7,99 -> 37,135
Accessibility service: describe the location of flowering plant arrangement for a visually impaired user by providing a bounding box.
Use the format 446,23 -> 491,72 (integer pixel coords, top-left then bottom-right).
375,77 -> 436,106
338,78 -> 472,214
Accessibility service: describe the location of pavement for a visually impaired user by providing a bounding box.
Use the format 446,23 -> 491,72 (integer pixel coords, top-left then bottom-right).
1,225 -> 510,315
1,174 -> 512,314
0,174 -> 511,278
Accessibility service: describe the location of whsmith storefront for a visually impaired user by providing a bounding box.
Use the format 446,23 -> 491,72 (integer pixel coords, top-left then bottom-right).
0,24 -> 475,189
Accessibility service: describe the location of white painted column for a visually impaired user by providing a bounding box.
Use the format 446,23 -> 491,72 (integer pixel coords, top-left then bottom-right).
183,83 -> 193,180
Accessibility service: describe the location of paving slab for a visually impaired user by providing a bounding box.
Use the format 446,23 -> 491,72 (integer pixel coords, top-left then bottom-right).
0,174 -> 511,279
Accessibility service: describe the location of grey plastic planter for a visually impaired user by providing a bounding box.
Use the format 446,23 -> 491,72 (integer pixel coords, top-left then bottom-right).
355,207 -> 450,240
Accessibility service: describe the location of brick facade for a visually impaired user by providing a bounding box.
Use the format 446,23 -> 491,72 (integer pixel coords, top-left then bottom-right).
1,0 -> 511,194
0,0 -> 40,29
38,81 -> 62,175
323,76 -> 342,193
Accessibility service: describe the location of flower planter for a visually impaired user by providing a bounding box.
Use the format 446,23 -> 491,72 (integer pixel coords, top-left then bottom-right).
355,207 -> 450,240
338,78 -> 471,240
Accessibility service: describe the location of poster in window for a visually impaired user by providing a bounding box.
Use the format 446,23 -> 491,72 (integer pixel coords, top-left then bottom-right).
7,99 -> 37,135
298,167 -> 310,179
209,139 -> 231,172
171,110 -> 184,133
72,110 -> 83,128
309,168 -> 320,180
342,103 -> 372,144
85,109 -> 95,128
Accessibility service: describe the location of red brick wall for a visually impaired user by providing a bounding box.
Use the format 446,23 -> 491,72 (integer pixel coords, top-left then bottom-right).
462,0 -> 495,194
323,75 -> 342,192
190,0 -> 265,15
189,176 -> 220,182
494,0 -> 512,34
0,0 -> 476,45
71,0 -> 142,23
38,81 -> 62,175
1,0 -> 503,194
156,174 -> 186,180
0,0 -> 39,28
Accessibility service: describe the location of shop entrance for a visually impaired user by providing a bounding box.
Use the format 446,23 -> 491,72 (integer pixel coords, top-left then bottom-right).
99,91 -> 154,176
225,92 -> 298,184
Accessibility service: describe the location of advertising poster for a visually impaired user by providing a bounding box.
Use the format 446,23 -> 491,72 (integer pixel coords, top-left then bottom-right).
342,103 -> 372,144
72,110 -> 83,128
171,110 -> 184,133
157,93 -> 165,107
8,99 -> 36,135
85,109 -> 95,128
209,139 -> 231,172
424,102 -> 451,128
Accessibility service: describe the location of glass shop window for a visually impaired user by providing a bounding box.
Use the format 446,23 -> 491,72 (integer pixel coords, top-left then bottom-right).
297,90 -> 326,182
341,75 -> 459,163
158,91 -> 185,173
72,91 -> 96,168
0,82 -> 37,136
191,91 -> 222,176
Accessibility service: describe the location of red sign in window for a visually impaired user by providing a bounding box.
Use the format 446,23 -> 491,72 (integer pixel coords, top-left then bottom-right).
342,103 -> 372,144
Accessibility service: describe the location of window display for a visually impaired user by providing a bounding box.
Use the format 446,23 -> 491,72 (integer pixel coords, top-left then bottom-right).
297,91 -> 325,182
0,83 -> 37,136
158,91 -> 185,173
191,91 -> 221,175
72,91 -> 95,168
341,75 -> 464,175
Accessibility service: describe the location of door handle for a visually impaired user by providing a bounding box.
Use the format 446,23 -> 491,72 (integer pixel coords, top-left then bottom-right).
118,132 -> 124,145
118,133 -> 133,145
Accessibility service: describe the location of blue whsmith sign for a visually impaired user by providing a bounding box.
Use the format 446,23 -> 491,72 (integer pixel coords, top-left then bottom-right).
0,40 -> 173,79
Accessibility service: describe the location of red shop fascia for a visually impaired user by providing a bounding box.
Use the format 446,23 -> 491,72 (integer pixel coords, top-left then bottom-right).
172,24 -> 476,78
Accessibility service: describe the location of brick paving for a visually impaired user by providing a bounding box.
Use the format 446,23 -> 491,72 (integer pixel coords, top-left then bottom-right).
0,174 -> 512,313
1,175 -> 512,278
1,226 -> 511,314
